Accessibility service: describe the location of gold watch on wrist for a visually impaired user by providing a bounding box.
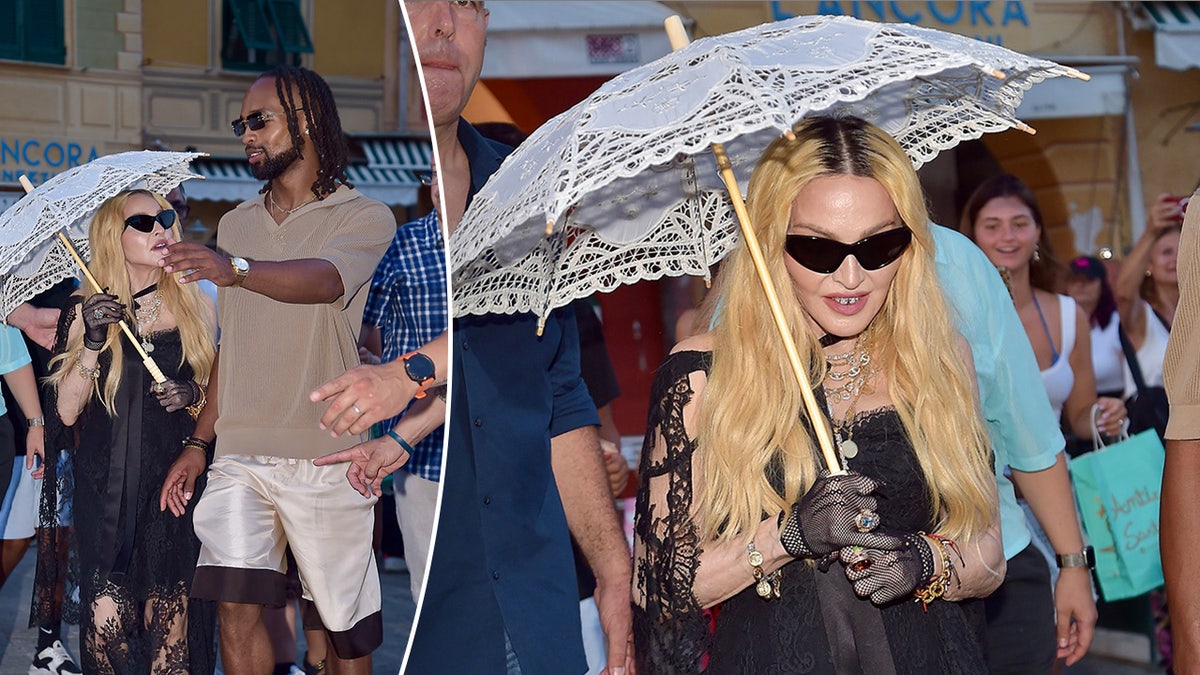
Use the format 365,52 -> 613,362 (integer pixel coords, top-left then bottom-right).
229,256 -> 250,287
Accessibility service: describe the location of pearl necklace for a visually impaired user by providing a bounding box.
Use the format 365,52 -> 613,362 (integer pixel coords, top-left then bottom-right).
269,191 -> 318,216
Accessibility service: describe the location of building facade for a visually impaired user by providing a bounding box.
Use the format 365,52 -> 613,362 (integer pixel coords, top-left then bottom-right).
0,0 -> 432,237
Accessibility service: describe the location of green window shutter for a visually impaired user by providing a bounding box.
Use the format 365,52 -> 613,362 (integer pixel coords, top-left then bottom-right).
228,0 -> 277,51
23,0 -> 65,65
0,0 -> 21,61
266,0 -> 313,54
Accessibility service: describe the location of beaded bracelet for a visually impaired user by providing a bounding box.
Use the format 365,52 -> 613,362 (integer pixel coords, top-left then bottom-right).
181,436 -> 211,460
181,436 -> 210,450
913,533 -> 954,611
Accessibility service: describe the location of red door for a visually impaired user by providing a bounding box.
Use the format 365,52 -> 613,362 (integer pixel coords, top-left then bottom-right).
596,280 -> 666,440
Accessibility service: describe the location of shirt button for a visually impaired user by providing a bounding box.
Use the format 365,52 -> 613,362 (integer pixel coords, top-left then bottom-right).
483,496 -> 491,505
492,571 -> 500,580
462,339 -> 469,351
474,418 -> 483,427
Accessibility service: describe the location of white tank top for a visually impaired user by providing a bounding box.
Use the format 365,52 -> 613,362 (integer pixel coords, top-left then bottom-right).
1125,300 -> 1170,397
1039,294 -> 1077,418
1091,311 -> 1125,395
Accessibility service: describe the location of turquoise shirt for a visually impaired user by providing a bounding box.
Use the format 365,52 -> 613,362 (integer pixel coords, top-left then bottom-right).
931,225 -> 1064,559
0,325 -> 32,418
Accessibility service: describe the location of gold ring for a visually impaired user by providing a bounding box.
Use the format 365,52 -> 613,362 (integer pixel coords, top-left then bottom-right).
854,509 -> 880,533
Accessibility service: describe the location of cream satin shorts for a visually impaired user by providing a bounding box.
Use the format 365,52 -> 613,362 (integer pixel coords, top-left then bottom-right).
191,455 -> 381,647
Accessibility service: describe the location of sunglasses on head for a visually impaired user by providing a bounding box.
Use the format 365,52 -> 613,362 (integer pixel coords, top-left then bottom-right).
124,210 -> 177,233
784,227 -> 913,274
230,108 -> 303,137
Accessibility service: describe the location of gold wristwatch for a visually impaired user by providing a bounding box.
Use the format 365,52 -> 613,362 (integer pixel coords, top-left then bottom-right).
230,256 -> 250,287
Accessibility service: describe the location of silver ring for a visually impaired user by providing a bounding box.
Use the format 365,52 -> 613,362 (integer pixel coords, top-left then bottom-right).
351,404 -> 363,415
94,309 -> 105,320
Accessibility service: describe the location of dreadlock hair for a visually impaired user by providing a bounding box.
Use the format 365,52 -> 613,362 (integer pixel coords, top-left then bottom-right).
258,64 -> 352,199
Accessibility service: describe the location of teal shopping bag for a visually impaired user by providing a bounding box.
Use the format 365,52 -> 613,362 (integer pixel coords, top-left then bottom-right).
1070,429 -> 1165,602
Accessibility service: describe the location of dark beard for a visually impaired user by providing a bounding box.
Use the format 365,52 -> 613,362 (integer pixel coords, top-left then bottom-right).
250,145 -> 301,181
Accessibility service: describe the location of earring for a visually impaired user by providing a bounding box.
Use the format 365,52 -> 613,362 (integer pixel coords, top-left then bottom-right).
304,128 -> 310,136
1145,268 -> 1153,278
1032,244 -> 1041,263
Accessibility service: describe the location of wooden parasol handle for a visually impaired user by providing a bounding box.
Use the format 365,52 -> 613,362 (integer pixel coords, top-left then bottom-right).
19,175 -> 168,384
664,16 -> 842,474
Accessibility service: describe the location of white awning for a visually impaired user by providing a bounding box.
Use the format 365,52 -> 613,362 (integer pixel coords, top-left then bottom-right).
188,137 -> 431,206
480,1 -> 680,78
1139,2 -> 1200,71
1015,64 -> 1130,120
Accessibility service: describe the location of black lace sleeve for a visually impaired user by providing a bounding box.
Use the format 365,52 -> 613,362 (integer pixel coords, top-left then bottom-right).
633,350 -> 712,673
29,296 -> 83,628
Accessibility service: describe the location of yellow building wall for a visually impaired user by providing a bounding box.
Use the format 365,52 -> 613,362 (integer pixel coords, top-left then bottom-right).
142,1 -> 210,69
662,2 -> 1200,259
312,0 -> 390,78
142,0 -> 392,78
1126,28 -> 1200,206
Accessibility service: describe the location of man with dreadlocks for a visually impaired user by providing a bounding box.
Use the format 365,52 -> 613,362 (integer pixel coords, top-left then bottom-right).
154,65 -> 395,675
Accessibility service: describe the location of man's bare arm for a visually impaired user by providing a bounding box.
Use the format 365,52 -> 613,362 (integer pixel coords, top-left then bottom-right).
552,425 -> 633,674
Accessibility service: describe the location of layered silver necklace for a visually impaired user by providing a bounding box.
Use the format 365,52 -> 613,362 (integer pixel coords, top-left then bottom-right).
822,336 -> 876,463
135,289 -> 162,353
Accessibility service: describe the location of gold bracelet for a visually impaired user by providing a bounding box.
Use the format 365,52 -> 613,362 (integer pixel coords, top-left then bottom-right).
74,350 -> 100,381
913,534 -> 954,611
185,382 -> 207,421
748,541 -> 781,600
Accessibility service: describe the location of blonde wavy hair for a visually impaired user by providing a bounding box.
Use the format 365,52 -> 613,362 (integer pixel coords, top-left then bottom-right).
697,117 -> 995,545
48,190 -> 215,415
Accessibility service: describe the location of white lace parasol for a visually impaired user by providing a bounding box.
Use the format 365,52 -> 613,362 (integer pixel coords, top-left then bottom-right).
0,150 -> 204,319
450,14 -> 1085,322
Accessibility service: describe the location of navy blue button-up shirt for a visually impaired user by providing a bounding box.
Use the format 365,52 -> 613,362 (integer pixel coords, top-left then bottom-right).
408,121 -> 598,675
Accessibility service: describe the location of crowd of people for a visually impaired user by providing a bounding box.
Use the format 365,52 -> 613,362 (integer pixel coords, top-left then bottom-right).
0,2 -> 1197,674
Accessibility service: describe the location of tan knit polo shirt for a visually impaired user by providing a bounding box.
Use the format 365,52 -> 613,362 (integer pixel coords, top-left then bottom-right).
1165,187 -> 1200,440
213,185 -> 395,459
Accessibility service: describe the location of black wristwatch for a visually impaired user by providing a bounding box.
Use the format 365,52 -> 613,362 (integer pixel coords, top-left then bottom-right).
402,351 -> 436,399
1056,545 -> 1095,569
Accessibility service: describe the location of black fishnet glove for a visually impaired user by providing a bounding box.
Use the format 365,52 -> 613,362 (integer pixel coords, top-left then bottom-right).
151,379 -> 199,413
779,470 -> 905,559
81,293 -> 125,344
841,532 -> 935,605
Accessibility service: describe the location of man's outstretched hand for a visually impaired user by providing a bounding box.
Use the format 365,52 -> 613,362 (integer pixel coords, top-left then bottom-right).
313,435 -> 410,497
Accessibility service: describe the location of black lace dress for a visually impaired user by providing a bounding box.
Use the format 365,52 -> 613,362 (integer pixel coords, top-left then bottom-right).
633,351 -> 987,674
33,300 -> 215,674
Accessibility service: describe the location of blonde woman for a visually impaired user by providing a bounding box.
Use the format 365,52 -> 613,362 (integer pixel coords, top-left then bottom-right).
633,117 -> 1004,673
36,189 -> 217,674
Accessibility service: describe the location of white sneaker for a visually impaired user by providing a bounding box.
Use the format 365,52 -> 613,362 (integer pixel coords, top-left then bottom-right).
288,666 -> 306,675
29,640 -> 82,675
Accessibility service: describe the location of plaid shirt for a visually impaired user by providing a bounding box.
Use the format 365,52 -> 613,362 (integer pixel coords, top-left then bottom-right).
363,211 -> 447,481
